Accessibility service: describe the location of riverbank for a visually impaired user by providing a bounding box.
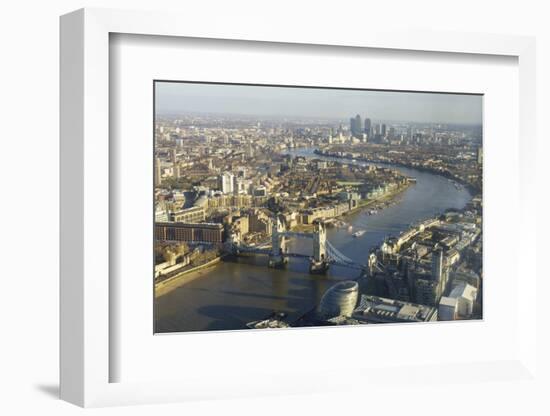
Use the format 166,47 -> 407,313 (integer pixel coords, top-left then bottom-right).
155,255 -> 226,297
314,148 -> 479,195
291,181 -> 411,233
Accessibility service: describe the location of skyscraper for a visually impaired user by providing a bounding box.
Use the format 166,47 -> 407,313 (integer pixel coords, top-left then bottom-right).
350,114 -> 362,137
364,118 -> 371,137
431,248 -> 444,283
354,114 -> 362,137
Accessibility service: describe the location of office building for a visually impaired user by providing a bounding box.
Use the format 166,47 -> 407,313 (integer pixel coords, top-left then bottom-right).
448,282 -> 478,318
414,278 -> 439,306
169,206 -> 206,223
432,248 -> 444,283
220,172 -> 235,194
155,222 -> 224,243
318,281 -> 359,318
364,117 -> 372,137
350,114 -> 362,137
438,297 -> 458,320
353,295 -> 438,323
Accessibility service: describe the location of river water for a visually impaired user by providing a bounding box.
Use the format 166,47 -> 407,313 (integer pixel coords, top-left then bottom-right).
155,147 -> 472,333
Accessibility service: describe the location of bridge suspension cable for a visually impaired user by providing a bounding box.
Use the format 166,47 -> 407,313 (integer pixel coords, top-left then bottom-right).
325,240 -> 363,269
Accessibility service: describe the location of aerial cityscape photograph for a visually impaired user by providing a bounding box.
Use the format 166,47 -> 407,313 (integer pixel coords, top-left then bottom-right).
153,81 -> 483,333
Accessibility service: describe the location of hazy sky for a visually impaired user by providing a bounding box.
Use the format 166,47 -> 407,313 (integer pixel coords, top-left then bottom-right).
155,82 -> 482,124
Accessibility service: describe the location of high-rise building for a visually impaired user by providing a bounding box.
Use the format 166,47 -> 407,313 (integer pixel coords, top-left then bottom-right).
220,172 -> 235,194
431,248 -> 444,283
364,118 -> 372,137
407,126 -> 414,139
414,278 -> 439,306
350,114 -> 362,137
477,146 -> 483,165
354,114 -> 362,137
381,123 -> 387,137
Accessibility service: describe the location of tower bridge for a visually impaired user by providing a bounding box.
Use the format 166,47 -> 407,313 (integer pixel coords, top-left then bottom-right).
230,216 -> 365,274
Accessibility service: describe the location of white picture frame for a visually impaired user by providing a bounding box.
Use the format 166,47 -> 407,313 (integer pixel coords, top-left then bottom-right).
60,7 -> 538,408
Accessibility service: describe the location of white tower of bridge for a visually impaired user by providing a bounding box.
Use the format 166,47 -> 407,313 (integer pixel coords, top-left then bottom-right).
268,215 -> 288,268
313,221 -> 326,262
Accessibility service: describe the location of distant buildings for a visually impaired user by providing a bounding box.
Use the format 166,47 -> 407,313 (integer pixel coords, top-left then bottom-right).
154,157 -> 162,187
253,185 -> 268,197
477,146 -> 483,165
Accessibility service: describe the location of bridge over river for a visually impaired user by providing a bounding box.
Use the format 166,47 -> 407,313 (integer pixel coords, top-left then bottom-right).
230,217 -> 363,272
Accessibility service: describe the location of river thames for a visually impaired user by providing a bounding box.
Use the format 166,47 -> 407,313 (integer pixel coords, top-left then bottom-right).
155,148 -> 472,333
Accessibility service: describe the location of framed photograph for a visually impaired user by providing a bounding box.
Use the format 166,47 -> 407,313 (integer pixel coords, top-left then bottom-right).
152,81 -> 483,334
60,8 -> 538,407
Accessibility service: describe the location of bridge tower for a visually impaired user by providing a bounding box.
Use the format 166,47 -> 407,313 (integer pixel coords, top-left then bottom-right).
310,221 -> 329,273
268,215 -> 288,268
368,252 -> 378,276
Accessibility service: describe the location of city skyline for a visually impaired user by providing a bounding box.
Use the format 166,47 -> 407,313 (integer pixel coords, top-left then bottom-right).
155,81 -> 483,125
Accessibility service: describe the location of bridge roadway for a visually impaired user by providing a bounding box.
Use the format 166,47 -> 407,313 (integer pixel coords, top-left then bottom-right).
231,238 -> 366,270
